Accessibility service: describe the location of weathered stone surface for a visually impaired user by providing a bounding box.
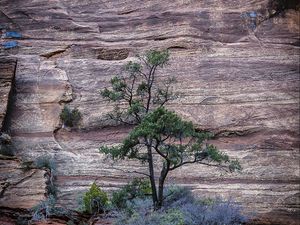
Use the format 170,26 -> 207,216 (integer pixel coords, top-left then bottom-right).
0,157 -> 46,223
0,0 -> 299,223
0,58 -> 16,130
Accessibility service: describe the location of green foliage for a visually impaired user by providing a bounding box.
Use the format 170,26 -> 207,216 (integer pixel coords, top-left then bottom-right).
160,209 -> 184,225
100,50 -> 241,209
229,159 -> 242,172
83,182 -> 109,214
112,178 -> 152,209
100,107 -> 240,171
100,50 -> 175,125
60,105 -> 82,127
144,50 -> 169,67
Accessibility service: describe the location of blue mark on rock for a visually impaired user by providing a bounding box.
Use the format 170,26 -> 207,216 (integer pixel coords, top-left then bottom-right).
249,11 -> 257,18
4,31 -> 22,38
2,41 -> 18,49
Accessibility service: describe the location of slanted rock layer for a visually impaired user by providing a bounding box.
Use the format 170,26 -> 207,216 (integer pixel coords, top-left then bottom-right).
0,0 -> 299,224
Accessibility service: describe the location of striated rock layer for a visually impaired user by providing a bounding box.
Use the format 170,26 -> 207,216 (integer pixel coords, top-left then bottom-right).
0,0 -> 299,223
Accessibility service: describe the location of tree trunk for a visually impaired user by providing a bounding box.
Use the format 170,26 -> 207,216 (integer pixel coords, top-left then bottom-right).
146,142 -> 158,207
157,163 -> 169,208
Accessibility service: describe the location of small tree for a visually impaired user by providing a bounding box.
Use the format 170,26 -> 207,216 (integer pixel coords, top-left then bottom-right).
83,182 -> 108,214
60,105 -> 82,128
100,50 -> 241,209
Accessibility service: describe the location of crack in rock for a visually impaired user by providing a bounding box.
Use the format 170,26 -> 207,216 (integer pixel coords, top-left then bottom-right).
40,46 -> 70,59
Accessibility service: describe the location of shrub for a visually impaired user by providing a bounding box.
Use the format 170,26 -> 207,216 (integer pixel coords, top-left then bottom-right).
34,155 -> 56,170
111,178 -> 151,209
160,209 -> 184,225
83,182 -> 108,214
0,144 -> 15,156
46,182 -> 58,198
0,132 -> 11,144
113,186 -> 247,225
31,195 -> 56,221
16,216 -> 30,225
31,194 -> 71,222
163,186 -> 194,208
60,105 -> 82,127
34,155 -> 57,197
0,132 -> 15,156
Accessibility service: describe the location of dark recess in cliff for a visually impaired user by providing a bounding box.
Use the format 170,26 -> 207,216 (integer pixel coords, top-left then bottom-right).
97,48 -> 129,60
1,59 -> 17,133
267,0 -> 300,18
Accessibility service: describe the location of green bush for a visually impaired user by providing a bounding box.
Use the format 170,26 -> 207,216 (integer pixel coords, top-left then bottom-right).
113,186 -> 248,225
111,178 -> 151,209
60,105 -> 82,127
83,182 -> 108,214
160,209 -> 184,225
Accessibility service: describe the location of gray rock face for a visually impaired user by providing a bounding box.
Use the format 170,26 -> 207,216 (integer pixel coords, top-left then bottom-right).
0,0 -> 299,223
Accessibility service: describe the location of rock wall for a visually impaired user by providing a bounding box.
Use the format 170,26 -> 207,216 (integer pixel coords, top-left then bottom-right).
0,0 -> 299,224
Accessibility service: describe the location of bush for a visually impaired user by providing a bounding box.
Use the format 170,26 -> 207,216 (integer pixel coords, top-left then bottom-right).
0,132 -> 15,156
111,178 -> 151,209
163,186 -> 194,208
113,186 -> 247,225
0,144 -> 15,156
31,194 -> 71,222
34,155 -> 57,197
34,155 -> 56,171
60,105 -> 82,127
31,195 -> 56,221
160,209 -> 184,225
83,182 -> 108,214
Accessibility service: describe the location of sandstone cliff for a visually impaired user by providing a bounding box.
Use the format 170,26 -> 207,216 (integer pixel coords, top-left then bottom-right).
0,0 -> 299,224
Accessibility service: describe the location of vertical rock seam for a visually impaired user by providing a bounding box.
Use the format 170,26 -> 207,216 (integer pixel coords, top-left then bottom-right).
0,58 -> 17,132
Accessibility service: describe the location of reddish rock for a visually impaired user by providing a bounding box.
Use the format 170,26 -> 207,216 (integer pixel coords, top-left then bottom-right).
0,0 -> 299,224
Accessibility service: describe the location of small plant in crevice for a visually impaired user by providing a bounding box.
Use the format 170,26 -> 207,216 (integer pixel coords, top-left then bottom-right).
31,194 -> 72,222
34,155 -> 58,197
34,155 -> 57,171
80,182 -> 109,214
60,105 -> 82,128
31,195 -> 56,221
0,132 -> 15,156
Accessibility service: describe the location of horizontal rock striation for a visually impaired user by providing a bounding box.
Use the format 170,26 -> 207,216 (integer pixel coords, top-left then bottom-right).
0,0 -> 299,224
